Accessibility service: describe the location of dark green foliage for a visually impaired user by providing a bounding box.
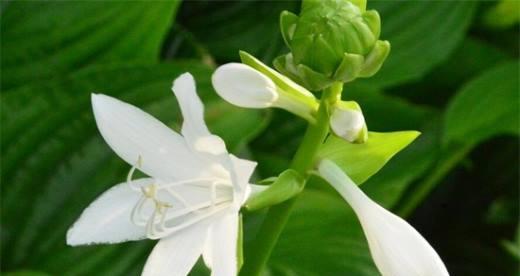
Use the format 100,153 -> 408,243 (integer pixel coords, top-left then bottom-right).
1,0 -> 518,275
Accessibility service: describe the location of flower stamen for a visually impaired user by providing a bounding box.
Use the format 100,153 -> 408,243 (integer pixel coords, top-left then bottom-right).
130,178 -> 234,239
127,155 -> 143,192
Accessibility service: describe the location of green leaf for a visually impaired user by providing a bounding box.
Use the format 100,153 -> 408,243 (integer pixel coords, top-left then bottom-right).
345,84 -> 436,131
1,1 -> 180,89
269,190 -> 378,275
0,62 -> 267,274
360,0 -> 477,88
317,131 -> 420,185
4,271 -> 52,276
444,61 -> 519,145
389,38 -> 511,106
177,1 -> 299,62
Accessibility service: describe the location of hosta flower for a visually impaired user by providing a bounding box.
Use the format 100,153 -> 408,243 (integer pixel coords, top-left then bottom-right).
318,159 -> 449,276
67,73 -> 258,276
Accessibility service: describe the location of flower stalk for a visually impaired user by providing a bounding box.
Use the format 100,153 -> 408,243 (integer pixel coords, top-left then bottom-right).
239,82 -> 343,276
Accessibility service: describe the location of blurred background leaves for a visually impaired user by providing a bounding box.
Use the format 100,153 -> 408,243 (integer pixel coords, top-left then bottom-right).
1,0 -> 518,276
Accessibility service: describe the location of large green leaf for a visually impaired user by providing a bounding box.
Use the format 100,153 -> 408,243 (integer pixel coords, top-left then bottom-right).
177,0 -> 298,63
444,61 -> 519,145
385,38 -> 511,107
4,271 -> 51,276
317,131 -> 420,185
361,0 -> 477,88
1,1 -> 180,89
0,62 -> 267,274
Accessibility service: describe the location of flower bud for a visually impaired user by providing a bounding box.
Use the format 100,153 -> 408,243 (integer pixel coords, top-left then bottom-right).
275,0 -> 390,91
330,101 -> 368,143
212,52 -> 319,122
212,63 -> 278,108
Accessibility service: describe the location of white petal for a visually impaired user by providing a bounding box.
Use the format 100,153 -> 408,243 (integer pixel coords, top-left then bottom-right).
172,73 -> 227,156
91,93 -> 212,181
330,107 -> 366,142
318,160 -> 449,276
142,222 -> 209,276
205,212 -> 239,276
66,178 -> 153,246
172,73 -> 210,138
212,63 -> 278,108
229,154 -> 257,193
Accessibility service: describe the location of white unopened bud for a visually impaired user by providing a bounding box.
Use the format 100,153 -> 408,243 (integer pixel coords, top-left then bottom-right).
330,101 -> 368,143
212,63 -> 278,108
212,60 -> 319,122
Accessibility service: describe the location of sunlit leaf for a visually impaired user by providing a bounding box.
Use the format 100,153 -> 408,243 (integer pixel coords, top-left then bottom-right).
318,131 -> 420,185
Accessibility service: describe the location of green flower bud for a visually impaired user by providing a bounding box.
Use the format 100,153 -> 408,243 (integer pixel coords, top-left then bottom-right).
275,0 -> 390,91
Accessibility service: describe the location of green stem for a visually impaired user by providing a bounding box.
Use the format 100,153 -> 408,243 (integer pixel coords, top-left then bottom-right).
240,83 -> 343,276
396,143 -> 473,217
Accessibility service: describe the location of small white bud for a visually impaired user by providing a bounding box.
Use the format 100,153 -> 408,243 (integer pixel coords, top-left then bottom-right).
330,101 -> 368,143
212,63 -> 278,108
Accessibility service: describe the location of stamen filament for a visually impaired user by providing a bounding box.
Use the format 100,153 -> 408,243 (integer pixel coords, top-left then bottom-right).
128,155 -> 143,191
146,204 -> 230,239
130,177 -> 234,239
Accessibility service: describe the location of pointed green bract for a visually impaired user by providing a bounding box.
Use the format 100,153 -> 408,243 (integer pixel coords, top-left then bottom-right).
280,11 -> 299,46
239,51 -> 315,100
244,169 -> 305,211
318,131 -> 420,184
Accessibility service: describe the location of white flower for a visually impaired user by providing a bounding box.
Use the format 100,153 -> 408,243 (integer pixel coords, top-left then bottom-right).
318,159 -> 449,276
212,58 -> 318,122
67,73 -> 258,276
329,101 -> 368,143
